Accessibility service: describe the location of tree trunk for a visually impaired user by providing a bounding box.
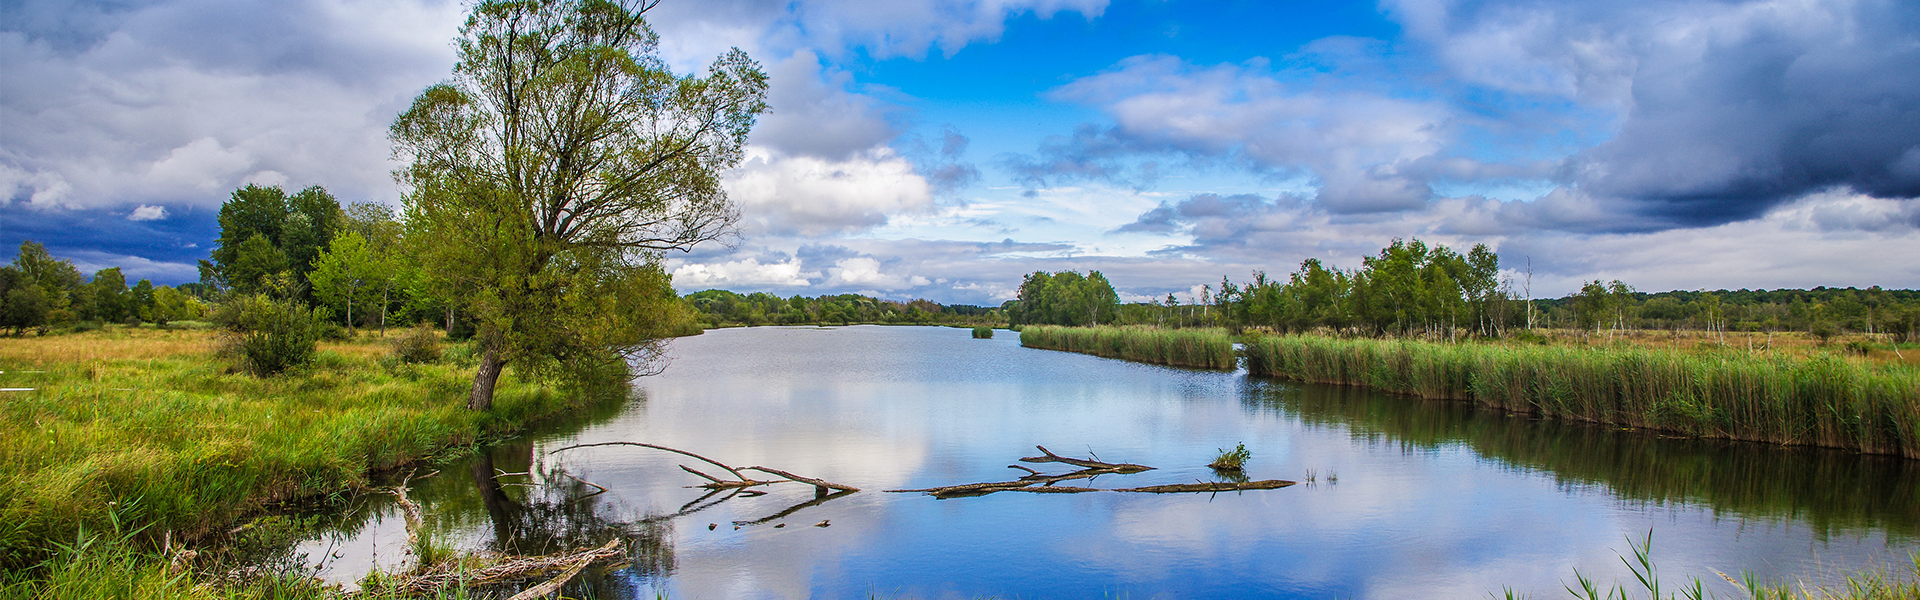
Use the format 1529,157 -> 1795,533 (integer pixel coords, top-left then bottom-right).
470,341 -> 507,411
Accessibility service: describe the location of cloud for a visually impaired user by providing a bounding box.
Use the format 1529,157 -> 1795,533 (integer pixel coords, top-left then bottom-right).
127,205 -> 168,221
1031,55 -> 1470,213
646,0 -> 1110,65
751,51 -> 900,160
1384,0 -> 1920,228
725,146 -> 938,236
0,0 -> 464,213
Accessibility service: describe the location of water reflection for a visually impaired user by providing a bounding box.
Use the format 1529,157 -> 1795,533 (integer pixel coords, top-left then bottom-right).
293,326 -> 1919,598
1243,380 -> 1920,539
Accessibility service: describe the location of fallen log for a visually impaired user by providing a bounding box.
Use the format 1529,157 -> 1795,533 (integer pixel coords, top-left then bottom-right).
549,442 -> 857,493
1019,446 -> 1153,473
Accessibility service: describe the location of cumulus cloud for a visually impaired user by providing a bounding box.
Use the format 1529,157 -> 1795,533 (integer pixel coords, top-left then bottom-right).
127,205 -> 168,221
725,146 -> 938,236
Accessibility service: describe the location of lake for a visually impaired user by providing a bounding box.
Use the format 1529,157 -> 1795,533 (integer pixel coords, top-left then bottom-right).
296,325 -> 1920,598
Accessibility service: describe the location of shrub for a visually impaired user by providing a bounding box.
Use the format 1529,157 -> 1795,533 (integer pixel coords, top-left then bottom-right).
392,326 -> 443,364
971,326 -> 993,339
212,294 -> 323,376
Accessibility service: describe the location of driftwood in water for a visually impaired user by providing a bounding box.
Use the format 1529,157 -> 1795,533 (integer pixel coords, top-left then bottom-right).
548,441 -> 857,494
889,446 -> 1294,498
1019,445 -> 1153,473
368,539 -> 624,598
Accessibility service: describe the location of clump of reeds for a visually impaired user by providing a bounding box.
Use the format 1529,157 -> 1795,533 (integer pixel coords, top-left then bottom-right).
971,326 -> 993,339
1019,325 -> 1236,370
1209,443 -> 1250,471
1243,335 -> 1920,458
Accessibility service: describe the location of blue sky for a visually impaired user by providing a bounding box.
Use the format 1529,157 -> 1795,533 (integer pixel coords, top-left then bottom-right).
4,0 -> 1919,304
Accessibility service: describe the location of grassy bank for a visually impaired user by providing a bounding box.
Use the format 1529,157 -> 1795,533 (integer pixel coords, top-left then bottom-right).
1245,335 -> 1920,457
0,326 -> 611,593
1020,325 -> 1235,370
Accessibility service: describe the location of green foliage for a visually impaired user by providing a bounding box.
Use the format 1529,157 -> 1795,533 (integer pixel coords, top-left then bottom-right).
971,326 -> 994,339
211,294 -> 322,377
309,232 -> 393,329
1020,325 -> 1236,370
391,326 -> 443,364
203,184 -> 343,296
392,0 -> 769,410
1209,443 -> 1250,471
1008,270 -> 1119,326
1244,335 -> 1920,457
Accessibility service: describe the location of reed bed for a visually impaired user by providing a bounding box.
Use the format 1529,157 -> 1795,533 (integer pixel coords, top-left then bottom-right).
1245,335 -> 1920,457
1020,325 -> 1236,370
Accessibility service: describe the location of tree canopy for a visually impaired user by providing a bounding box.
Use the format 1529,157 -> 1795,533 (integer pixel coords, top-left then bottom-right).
391,0 -> 769,410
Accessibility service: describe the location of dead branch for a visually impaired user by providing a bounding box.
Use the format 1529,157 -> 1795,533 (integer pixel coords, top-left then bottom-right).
1019,445 -> 1153,473
731,489 -> 858,526
890,446 -> 1292,498
550,442 -> 749,481
369,539 -> 624,598
679,464 -> 725,484
745,466 -> 860,492
387,473 -> 426,551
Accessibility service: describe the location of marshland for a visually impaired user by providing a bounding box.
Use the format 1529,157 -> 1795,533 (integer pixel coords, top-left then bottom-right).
5,0 -> 1920,598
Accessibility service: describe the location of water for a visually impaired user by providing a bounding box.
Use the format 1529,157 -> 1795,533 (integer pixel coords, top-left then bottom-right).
296,325 -> 1920,598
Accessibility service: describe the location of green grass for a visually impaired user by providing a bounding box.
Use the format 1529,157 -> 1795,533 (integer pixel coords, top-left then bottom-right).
0,328 -> 615,581
1501,531 -> 1920,600
1244,335 -> 1920,457
1020,325 -> 1236,370
971,326 -> 994,339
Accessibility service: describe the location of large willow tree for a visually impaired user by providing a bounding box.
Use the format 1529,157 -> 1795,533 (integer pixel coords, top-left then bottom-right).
391,0 -> 767,410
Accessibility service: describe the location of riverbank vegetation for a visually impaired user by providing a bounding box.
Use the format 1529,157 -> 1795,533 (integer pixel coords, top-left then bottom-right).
1245,334 -> 1920,457
0,325 -> 617,593
1020,325 -> 1235,370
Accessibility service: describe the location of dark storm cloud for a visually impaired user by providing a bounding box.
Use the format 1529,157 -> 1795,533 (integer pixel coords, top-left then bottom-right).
1387,0 -> 1920,229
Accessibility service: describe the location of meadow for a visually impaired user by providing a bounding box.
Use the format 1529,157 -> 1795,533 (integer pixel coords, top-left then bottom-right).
0,325 -> 613,598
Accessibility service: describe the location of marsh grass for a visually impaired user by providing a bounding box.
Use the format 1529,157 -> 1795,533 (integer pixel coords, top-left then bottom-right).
971,326 -> 993,339
1020,325 -> 1236,370
1209,443 -> 1249,471
1502,531 -> 1920,600
1245,335 -> 1920,457
0,327 -> 605,578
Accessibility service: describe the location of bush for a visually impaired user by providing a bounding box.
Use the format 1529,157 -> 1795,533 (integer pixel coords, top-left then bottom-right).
971,326 -> 993,339
391,326 -> 443,364
212,294 -> 323,376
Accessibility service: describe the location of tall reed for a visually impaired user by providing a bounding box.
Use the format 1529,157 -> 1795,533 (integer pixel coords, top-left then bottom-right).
1020,325 -> 1236,370
1244,335 -> 1920,457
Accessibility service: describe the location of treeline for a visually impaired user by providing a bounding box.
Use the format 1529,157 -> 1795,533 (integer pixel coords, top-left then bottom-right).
685,289 -> 999,327
1120,238 -> 1920,342
1004,270 -> 1119,326
0,241 -> 209,334
197,184 -> 446,334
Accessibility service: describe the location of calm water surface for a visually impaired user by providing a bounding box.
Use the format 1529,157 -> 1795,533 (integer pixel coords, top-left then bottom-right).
298,326 -> 1920,598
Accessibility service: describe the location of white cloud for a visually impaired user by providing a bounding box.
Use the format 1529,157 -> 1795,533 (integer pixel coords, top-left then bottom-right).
725,146 -> 938,236
670,256 -> 818,288
127,204 -> 168,221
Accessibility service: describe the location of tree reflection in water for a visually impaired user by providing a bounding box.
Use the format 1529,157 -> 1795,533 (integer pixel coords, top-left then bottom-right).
1242,379 -> 1920,540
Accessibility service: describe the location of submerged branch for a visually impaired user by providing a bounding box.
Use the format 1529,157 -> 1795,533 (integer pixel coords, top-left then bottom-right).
550,441 -> 749,481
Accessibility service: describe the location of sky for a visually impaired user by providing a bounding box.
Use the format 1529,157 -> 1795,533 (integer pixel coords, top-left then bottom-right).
3,0 -> 1919,305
